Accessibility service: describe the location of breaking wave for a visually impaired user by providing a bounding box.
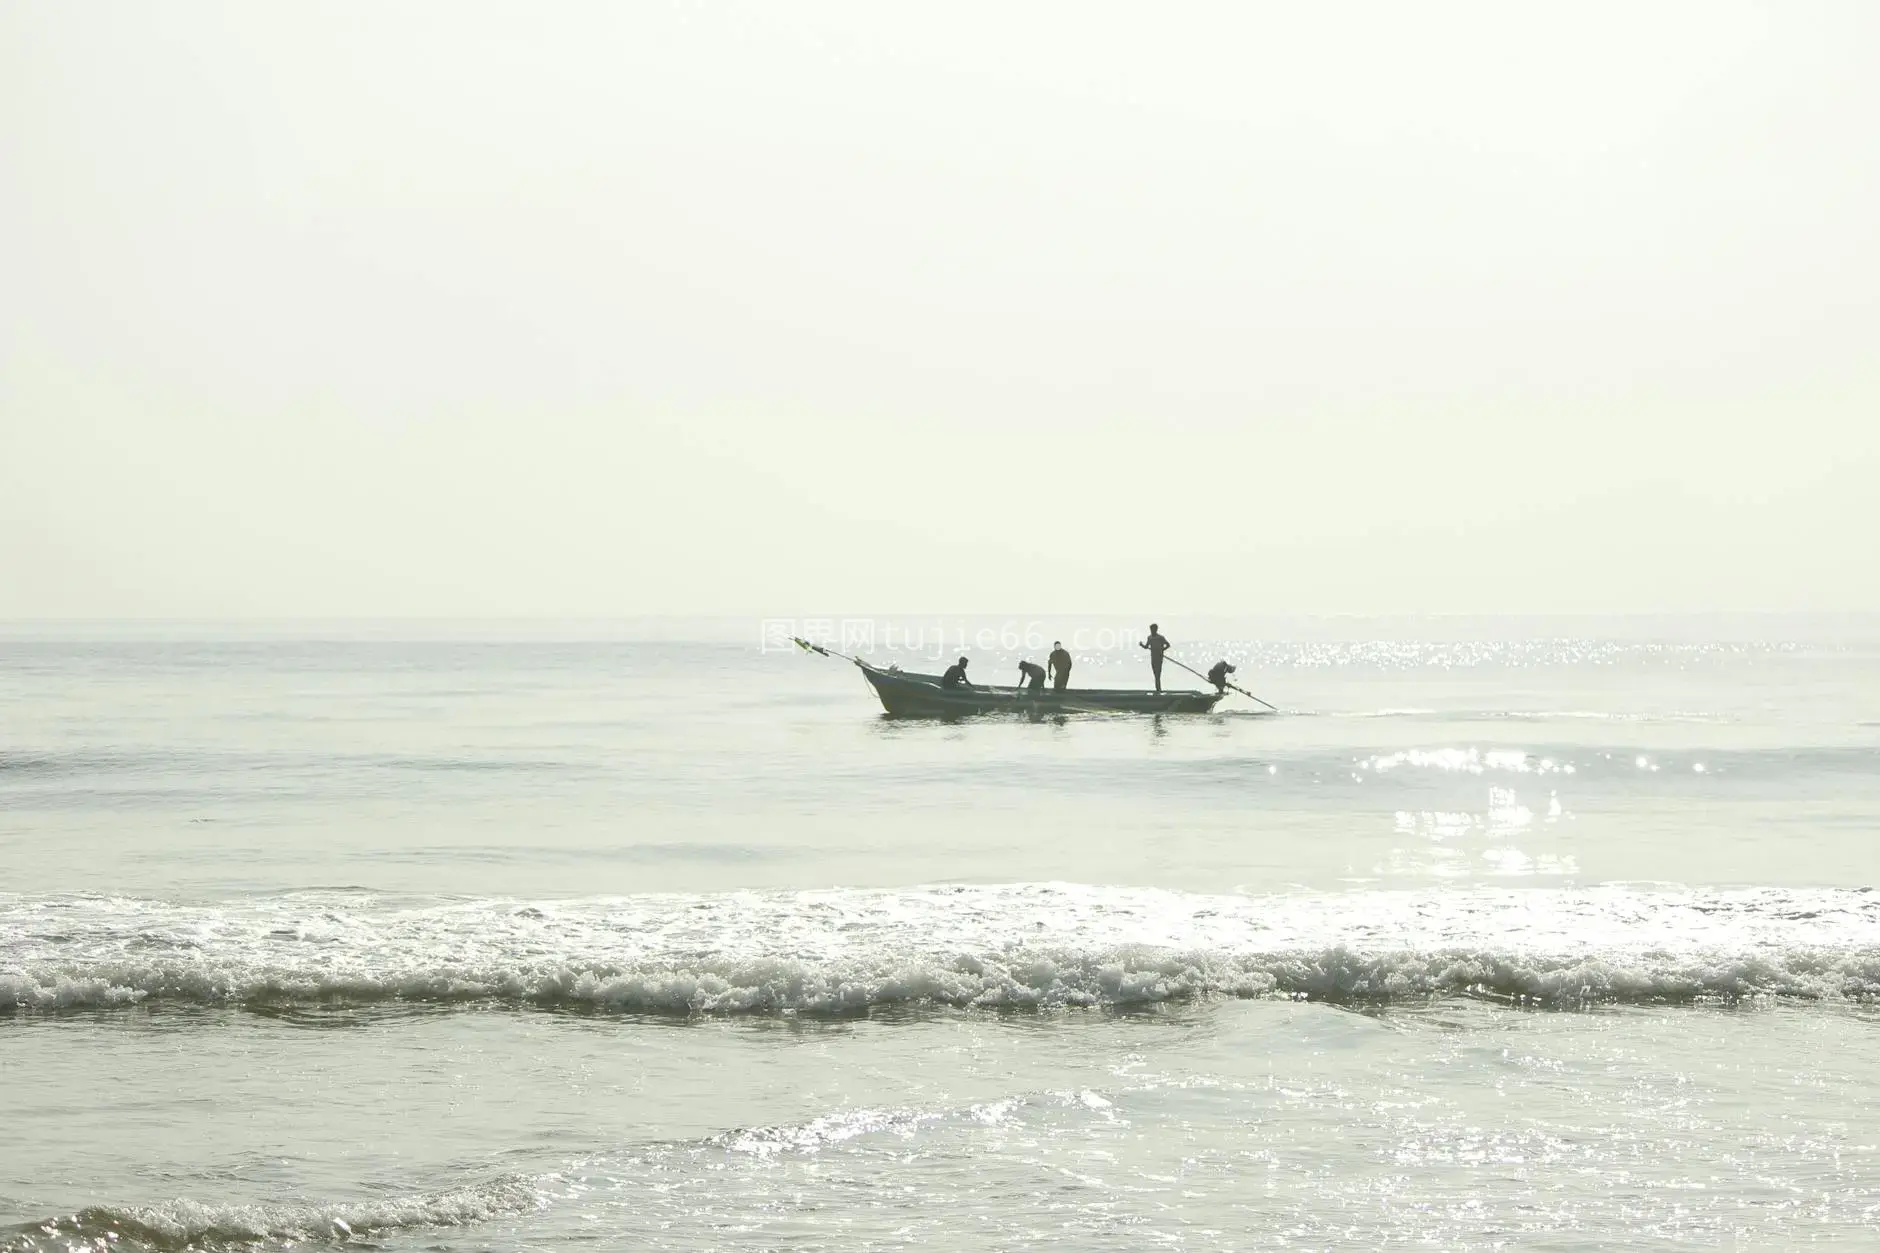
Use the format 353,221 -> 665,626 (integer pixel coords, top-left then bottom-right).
2,1176 -> 545,1252
4,884 -> 1879,1016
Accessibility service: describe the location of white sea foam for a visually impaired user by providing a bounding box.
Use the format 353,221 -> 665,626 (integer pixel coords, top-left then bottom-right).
719,1107 -> 942,1156
3,1176 -> 546,1252
4,885 -> 1879,1015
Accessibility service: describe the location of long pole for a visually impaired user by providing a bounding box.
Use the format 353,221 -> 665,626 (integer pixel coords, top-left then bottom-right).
1162,653 -> 1278,712
792,636 -> 864,666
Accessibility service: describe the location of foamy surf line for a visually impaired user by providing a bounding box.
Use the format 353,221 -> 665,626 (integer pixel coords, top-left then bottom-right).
4,885 -> 1879,1014
3,1176 -> 548,1253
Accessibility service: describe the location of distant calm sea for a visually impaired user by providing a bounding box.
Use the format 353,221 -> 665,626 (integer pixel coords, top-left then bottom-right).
5,617 -> 1879,1251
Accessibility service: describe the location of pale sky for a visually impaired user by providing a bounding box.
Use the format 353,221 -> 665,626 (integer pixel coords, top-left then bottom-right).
3,1 -> 1875,617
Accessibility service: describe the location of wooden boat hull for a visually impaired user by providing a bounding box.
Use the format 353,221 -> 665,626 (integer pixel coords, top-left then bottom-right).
858,664 -> 1224,717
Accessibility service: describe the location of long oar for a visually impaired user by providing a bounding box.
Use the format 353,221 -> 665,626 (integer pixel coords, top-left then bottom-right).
1163,653 -> 1278,711
792,636 -> 866,666
792,636 -> 877,671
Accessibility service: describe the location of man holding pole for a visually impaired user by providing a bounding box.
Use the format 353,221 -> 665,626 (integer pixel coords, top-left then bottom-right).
1140,623 -> 1170,693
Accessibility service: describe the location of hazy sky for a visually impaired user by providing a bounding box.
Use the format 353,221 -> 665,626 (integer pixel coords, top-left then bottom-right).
3,1 -> 1875,617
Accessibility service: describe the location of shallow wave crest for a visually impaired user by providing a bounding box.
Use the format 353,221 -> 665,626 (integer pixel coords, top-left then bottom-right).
2,1176 -> 545,1253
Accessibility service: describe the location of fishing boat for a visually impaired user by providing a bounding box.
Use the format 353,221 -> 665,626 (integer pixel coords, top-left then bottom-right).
857,663 -> 1222,717
791,637 -> 1237,718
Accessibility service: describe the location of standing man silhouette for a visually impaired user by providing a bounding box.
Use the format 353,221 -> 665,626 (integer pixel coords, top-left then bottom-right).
1140,623 -> 1170,693
1047,640 -> 1073,692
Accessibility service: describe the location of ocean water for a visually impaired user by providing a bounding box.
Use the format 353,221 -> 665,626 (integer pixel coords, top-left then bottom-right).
4,618 -> 1880,1251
